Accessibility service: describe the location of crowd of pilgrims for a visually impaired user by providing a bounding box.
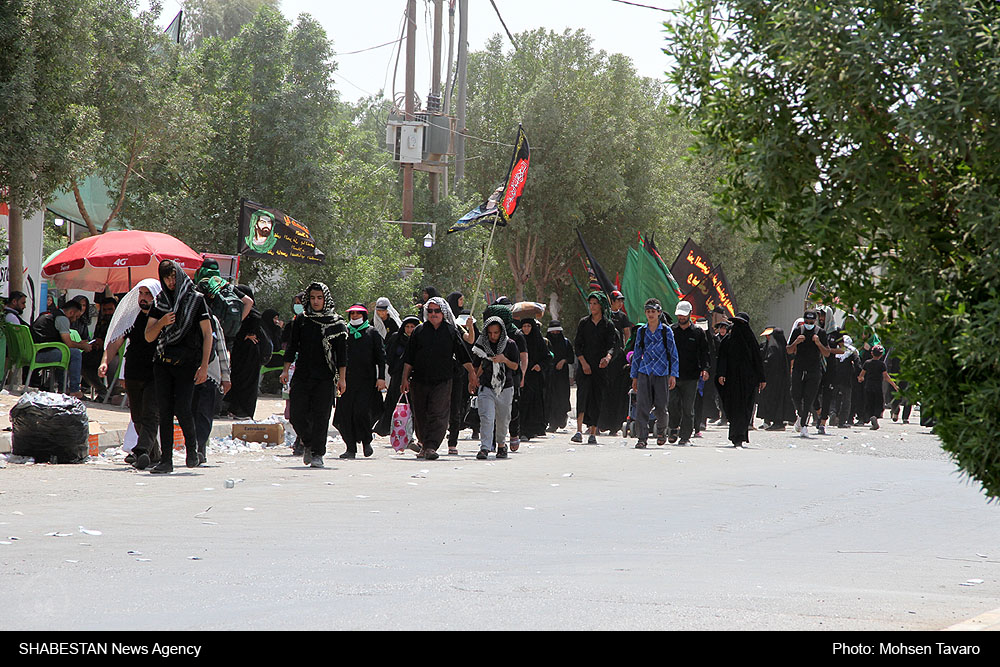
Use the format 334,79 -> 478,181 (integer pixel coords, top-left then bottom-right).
3,261 -> 911,471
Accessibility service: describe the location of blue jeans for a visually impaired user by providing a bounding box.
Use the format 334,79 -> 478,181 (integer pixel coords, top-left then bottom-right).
35,347 -> 82,393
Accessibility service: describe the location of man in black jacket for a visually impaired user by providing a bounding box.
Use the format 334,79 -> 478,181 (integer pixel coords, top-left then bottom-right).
668,301 -> 710,445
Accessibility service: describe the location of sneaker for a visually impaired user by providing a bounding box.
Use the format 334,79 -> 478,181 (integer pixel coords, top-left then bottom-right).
587,434 -> 597,445
496,446 -> 508,459
817,425 -> 826,435
292,438 -> 303,456
891,407 -> 900,422
424,449 -> 440,461
766,423 -> 786,431
185,449 -> 200,468
124,453 -> 136,465
339,451 -> 356,459
149,462 -> 173,474
667,430 -> 678,444
510,438 -> 520,452
476,449 -> 489,460
870,419 -> 880,430
635,441 -> 647,449
800,425 -> 809,438
901,419 -> 909,425
303,449 -> 313,466
133,452 -> 150,471
678,439 -> 691,446
198,452 -> 207,466
311,456 -> 325,468
571,432 -> 583,443
793,417 -> 801,433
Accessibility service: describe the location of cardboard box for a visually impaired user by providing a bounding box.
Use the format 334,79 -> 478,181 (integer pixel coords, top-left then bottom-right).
232,422 -> 285,444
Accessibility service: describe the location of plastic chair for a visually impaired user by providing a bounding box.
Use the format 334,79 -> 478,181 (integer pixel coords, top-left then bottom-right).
6,323 -> 71,393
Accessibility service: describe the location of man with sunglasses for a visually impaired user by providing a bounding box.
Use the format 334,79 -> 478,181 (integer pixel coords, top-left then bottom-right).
400,298 -> 478,460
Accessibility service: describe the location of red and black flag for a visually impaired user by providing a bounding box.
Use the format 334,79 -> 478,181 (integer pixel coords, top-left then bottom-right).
448,125 -> 530,234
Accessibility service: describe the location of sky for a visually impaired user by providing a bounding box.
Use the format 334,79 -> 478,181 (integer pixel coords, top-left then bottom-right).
275,0 -> 681,103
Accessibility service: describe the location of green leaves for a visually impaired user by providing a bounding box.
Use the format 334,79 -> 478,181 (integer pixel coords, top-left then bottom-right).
666,0 -> 1000,498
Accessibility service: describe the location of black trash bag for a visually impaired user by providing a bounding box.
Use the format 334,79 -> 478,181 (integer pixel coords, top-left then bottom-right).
10,391 -> 89,463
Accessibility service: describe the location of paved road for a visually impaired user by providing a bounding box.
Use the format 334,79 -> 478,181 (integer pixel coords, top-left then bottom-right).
1,415 -> 997,631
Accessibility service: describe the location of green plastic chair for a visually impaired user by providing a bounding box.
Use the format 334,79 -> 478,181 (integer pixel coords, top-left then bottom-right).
1,322 -> 21,391
6,323 -> 71,393
260,349 -> 284,377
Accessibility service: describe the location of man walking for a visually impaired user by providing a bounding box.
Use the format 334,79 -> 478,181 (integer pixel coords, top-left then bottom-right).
668,301 -> 710,445
400,297 -> 478,461
787,309 -> 832,437
629,299 -> 678,448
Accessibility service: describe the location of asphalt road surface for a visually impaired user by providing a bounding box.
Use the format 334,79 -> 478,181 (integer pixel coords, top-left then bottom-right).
1,415 -> 997,631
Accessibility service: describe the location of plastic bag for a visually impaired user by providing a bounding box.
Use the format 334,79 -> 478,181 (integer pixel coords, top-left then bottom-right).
390,394 -> 413,453
10,391 -> 89,463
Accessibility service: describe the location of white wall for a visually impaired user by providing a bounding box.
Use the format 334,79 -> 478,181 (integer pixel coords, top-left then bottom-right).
0,205 -> 45,320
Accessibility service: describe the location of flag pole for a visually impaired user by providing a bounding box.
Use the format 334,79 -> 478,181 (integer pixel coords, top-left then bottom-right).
468,215 -> 500,320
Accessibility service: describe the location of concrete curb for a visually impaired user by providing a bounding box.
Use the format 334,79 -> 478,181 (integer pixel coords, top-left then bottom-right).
944,606 -> 1000,631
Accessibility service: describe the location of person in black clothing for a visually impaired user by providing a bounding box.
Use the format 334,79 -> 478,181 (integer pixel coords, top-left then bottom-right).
757,326 -> 796,430
600,291 -> 633,435
786,309 -> 831,437
886,353 -> 912,424
572,291 -> 620,445
858,344 -> 898,430
699,306 -> 726,428
716,312 -> 766,448
99,279 -> 161,470
668,301 -> 711,445
375,316 -> 420,437
446,292 -> 474,454
829,334 -> 860,428
260,308 -> 284,368
81,297 -> 117,396
145,260 -> 214,473
544,320 -> 574,432
400,297 -> 478,460
334,304 -> 386,459
518,318 -> 550,440
223,285 -> 270,419
281,282 -> 348,468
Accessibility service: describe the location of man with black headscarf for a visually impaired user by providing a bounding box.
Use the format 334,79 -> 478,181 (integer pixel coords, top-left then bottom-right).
572,291 -> 620,445
145,260 -> 213,473
281,282 -> 348,468
716,312 -> 766,447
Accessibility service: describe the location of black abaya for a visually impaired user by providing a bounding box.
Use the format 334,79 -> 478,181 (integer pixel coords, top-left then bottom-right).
715,319 -> 765,445
224,302 -> 270,419
545,332 -> 574,430
333,326 -> 386,450
518,319 -> 550,439
757,327 -> 796,426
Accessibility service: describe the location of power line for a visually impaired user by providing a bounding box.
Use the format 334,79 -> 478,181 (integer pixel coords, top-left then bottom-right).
488,0 -> 519,51
610,0 -> 678,12
334,36 -> 404,56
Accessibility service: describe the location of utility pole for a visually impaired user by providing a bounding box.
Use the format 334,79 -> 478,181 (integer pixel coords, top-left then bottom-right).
443,0 -> 455,197
429,0 -> 443,204
455,0 -> 468,186
402,0 -> 416,238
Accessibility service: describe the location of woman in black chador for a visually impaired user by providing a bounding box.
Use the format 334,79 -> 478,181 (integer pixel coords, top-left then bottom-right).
517,318 -> 551,440
333,304 -> 387,458
715,312 -> 766,448
374,315 -> 420,437
757,326 -> 796,430
544,320 -> 574,431
224,285 -> 271,419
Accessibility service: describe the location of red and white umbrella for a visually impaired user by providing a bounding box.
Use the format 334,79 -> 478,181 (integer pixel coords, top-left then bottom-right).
42,230 -> 202,293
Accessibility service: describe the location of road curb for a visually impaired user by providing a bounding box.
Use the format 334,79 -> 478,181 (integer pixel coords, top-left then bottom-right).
944,606 -> 1000,631
1,421 -> 256,455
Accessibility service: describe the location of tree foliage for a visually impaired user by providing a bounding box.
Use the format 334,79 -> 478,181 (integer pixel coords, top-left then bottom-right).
665,0 -> 1000,497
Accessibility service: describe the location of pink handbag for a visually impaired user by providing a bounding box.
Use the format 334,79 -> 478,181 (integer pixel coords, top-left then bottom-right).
390,394 -> 413,453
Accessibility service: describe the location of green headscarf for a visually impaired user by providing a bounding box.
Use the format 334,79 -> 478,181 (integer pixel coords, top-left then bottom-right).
483,303 -> 518,337
588,290 -> 611,320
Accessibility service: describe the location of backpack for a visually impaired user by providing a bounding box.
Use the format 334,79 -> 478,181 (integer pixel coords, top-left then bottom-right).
209,283 -> 244,340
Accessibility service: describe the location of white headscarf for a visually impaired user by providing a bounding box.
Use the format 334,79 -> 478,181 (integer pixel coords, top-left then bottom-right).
104,278 -> 163,345
837,335 -> 858,362
372,296 -> 402,338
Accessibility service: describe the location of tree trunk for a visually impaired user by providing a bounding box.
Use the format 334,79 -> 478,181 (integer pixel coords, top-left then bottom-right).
7,199 -> 24,294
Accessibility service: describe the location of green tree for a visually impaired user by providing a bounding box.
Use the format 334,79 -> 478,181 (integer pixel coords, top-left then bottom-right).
0,0 -> 100,292
666,0 -> 1000,497
182,0 -> 281,48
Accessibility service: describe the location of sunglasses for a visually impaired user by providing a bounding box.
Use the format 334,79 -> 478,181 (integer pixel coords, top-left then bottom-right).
426,308 -> 442,314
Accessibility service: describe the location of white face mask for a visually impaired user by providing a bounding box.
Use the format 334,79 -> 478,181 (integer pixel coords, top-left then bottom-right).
804,323 -> 815,330
350,317 -> 364,326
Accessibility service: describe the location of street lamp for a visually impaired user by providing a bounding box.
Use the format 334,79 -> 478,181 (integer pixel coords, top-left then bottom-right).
384,220 -> 437,248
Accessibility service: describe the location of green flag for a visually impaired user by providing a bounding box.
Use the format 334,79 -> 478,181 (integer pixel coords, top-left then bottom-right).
622,245 -> 681,318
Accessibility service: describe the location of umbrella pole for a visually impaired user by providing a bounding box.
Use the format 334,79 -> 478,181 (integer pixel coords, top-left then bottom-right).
128,267 -> 132,290
469,216 -> 499,318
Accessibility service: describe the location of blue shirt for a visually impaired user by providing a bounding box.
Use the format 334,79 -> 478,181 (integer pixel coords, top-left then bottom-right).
630,322 -> 679,379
